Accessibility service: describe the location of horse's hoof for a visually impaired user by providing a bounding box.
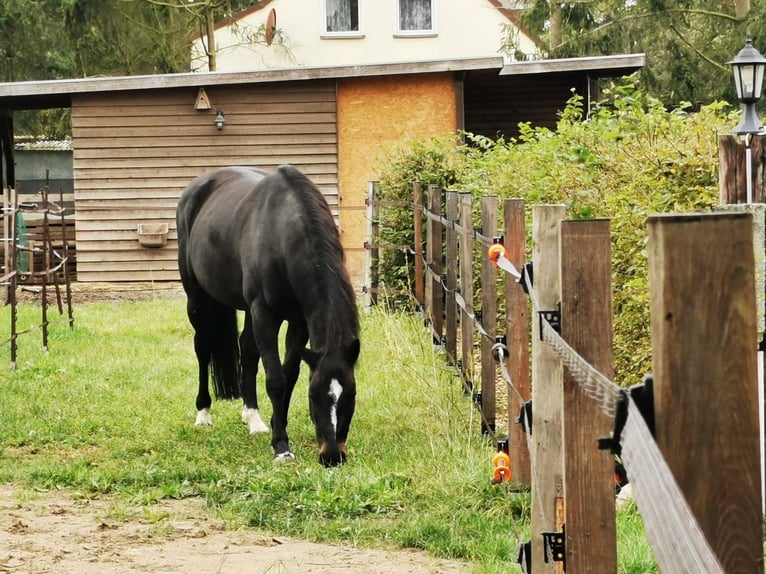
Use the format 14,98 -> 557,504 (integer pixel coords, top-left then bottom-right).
194,408 -> 213,426
241,407 -> 269,434
273,451 -> 296,463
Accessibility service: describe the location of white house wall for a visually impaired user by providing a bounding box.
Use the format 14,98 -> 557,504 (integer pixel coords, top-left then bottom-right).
191,0 -> 538,72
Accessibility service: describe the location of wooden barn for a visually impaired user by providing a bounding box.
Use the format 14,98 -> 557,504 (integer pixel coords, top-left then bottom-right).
0,54 -> 643,290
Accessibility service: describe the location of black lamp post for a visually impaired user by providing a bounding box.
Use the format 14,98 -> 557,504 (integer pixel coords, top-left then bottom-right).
729,35 -> 766,135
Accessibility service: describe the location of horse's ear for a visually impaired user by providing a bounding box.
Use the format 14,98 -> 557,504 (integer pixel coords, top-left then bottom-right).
301,348 -> 321,369
346,338 -> 360,364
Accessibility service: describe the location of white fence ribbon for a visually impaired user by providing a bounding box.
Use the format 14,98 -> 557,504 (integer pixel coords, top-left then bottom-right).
621,399 -> 724,574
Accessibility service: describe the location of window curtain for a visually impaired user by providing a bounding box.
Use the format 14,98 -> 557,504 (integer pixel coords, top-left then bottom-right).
399,0 -> 432,31
326,0 -> 359,32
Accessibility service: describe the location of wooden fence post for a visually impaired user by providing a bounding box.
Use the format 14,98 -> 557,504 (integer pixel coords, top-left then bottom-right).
459,192 -> 474,387
504,198 -> 530,485
649,212 -> 763,573
364,181 -> 379,307
559,219 -> 617,574
445,192 -> 459,361
480,196 -> 497,434
426,185 -> 443,342
530,205 -> 565,574
413,182 -> 424,308
718,134 -> 766,204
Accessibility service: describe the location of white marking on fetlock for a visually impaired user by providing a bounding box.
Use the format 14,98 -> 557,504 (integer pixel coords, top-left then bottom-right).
241,406 -> 269,434
195,408 -> 213,426
273,451 -> 296,463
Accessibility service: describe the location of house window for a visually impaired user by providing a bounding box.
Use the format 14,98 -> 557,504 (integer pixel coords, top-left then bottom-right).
324,0 -> 360,34
396,0 -> 435,35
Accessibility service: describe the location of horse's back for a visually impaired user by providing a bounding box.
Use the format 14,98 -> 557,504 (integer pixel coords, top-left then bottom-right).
177,165 -> 342,311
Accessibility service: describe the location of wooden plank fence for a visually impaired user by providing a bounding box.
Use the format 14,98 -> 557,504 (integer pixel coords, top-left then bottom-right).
366,181 -> 762,572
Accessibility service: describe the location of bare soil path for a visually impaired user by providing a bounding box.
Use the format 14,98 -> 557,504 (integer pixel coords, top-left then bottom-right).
0,486 -> 469,574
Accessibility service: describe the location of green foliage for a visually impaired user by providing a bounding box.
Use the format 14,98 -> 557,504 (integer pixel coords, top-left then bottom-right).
374,137 -> 464,307
374,77 -> 735,384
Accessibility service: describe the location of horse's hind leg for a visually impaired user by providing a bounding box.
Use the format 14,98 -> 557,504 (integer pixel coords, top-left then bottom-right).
240,311 -> 269,434
188,297 -> 213,426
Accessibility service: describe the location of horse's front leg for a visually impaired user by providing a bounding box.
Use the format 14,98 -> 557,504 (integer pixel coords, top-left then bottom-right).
239,311 -> 268,434
280,319 -> 308,424
250,305 -> 293,460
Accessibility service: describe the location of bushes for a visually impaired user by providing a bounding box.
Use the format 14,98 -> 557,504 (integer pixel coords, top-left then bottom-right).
373,78 -> 737,384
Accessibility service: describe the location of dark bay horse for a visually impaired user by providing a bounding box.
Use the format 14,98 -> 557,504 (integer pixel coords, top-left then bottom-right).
176,165 -> 360,466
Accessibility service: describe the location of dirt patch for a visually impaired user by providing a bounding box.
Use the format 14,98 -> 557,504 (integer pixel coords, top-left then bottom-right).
0,487 -> 469,574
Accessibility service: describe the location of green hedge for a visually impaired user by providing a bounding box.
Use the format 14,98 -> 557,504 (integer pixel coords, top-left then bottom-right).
374,78 -> 738,385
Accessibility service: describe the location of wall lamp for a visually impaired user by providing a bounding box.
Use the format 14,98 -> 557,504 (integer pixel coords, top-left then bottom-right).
214,109 -> 226,131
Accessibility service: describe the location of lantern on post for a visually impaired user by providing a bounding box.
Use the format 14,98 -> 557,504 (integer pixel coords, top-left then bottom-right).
728,35 -> 766,203
729,35 -> 766,135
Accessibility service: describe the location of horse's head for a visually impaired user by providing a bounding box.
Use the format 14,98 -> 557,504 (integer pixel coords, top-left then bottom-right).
302,338 -> 360,467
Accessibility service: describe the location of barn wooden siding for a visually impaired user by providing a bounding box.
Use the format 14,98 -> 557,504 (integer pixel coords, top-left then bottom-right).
71,80 -> 338,282
464,70 -> 594,139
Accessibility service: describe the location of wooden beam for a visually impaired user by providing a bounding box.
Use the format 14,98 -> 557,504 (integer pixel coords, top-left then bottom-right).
649,212 -> 763,573
560,219 -> 616,574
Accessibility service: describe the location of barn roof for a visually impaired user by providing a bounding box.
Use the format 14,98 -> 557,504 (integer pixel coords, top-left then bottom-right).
0,54 -> 644,111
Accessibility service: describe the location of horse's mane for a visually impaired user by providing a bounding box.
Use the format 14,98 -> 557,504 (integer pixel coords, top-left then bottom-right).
276,165 -> 360,347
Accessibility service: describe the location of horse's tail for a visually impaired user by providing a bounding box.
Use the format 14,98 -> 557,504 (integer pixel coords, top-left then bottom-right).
208,306 -> 242,401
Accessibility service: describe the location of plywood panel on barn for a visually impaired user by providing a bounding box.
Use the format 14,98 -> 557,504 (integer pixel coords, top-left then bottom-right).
336,72 -> 459,292
72,80 -> 338,282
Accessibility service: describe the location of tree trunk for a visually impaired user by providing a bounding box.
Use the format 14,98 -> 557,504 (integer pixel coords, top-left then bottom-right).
206,6 -> 217,71
549,1 -> 562,51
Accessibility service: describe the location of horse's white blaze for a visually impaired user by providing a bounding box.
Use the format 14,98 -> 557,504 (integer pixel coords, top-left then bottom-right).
241,406 -> 269,434
328,379 -> 343,434
195,408 -> 213,426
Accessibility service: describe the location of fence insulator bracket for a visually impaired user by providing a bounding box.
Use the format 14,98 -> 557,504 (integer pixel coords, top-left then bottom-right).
542,525 -> 566,568
518,262 -> 533,293
598,374 -> 655,456
491,335 -> 507,362
517,540 -> 532,573
537,304 -> 561,340
516,400 -> 533,434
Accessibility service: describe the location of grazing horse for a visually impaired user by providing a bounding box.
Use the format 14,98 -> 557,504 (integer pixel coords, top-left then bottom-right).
176,165 -> 360,466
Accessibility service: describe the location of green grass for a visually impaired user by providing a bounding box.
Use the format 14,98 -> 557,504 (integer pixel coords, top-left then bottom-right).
0,297 -> 656,573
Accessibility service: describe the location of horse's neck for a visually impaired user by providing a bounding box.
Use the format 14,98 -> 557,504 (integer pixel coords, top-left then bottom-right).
305,297 -> 356,351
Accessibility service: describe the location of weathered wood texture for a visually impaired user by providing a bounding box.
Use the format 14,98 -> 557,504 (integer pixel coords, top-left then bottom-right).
480,196 -> 497,433
649,213 -> 763,573
718,134 -> 766,204
530,205 -> 565,574
459,193 -> 475,385
426,186 -> 443,341
560,219 -> 616,574
71,81 -> 338,281
445,192 -> 459,360
413,182 -> 424,307
504,198 -> 530,485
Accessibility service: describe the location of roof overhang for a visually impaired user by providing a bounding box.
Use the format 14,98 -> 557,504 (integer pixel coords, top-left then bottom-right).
0,53 -> 645,111
0,57 -> 505,110
500,53 -> 645,77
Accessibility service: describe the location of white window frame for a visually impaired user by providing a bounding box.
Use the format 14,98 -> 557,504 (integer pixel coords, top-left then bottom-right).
322,0 -> 364,39
394,0 -> 437,37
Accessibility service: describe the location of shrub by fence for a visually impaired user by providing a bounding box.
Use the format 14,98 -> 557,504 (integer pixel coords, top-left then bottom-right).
366,181 -> 762,573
